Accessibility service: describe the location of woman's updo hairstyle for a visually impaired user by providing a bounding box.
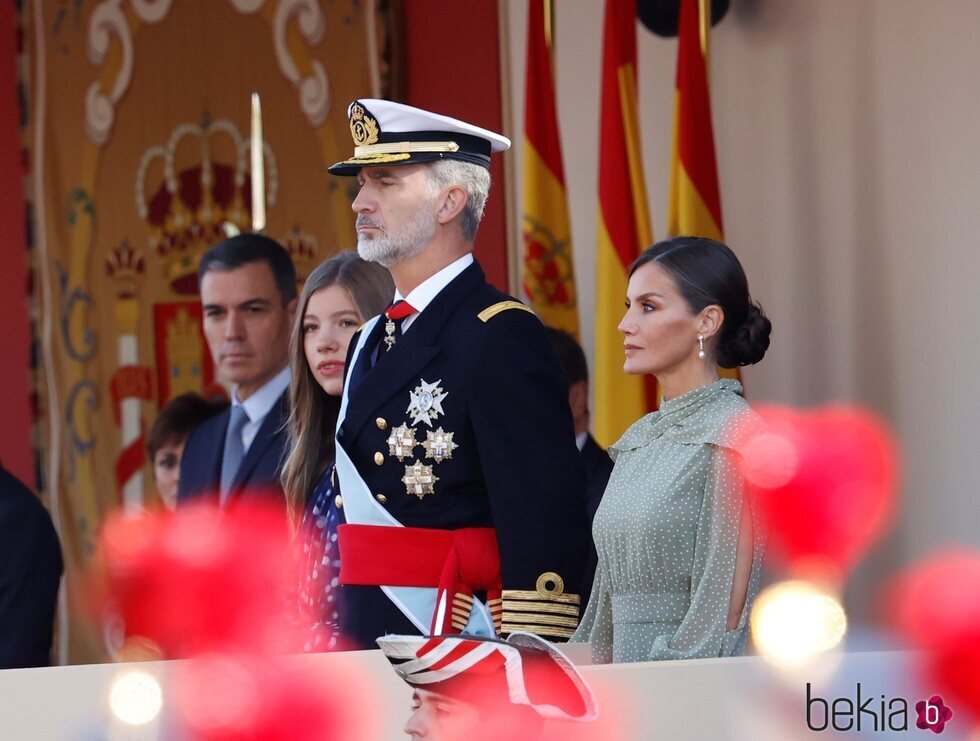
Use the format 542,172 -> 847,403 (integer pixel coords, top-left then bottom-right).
629,236 -> 771,368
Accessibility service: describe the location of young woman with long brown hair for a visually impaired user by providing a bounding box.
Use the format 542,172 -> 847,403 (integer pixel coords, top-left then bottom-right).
281,251 -> 392,650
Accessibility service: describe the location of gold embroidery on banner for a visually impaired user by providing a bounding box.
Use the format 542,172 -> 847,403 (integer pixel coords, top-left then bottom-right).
478,301 -> 536,323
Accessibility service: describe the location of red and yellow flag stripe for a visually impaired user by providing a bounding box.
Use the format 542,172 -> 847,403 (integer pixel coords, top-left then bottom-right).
668,0 -> 739,383
522,0 -> 579,337
668,0 -> 723,241
594,0 -> 657,448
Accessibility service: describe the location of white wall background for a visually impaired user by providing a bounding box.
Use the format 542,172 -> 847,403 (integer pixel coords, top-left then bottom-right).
503,0 -> 980,623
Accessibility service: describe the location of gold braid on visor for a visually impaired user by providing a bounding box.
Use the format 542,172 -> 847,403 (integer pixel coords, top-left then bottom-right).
353,141 -> 461,157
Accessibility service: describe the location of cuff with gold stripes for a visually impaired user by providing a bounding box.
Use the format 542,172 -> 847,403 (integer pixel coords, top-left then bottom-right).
500,572 -> 580,641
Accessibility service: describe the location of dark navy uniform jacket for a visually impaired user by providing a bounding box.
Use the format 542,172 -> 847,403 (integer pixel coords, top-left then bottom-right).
580,433 -> 614,610
177,391 -> 290,507
336,260 -> 590,648
0,463 -> 62,668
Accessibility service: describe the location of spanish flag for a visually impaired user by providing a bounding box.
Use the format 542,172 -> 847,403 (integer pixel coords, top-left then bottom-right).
668,0 -> 723,240
668,0 -> 740,381
522,0 -> 579,337
594,0 -> 656,448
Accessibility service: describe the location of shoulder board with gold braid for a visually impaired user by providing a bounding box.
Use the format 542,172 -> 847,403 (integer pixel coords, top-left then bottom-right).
478,300 -> 537,323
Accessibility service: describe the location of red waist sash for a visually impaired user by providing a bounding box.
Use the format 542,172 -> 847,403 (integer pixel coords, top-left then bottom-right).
338,524 -> 502,635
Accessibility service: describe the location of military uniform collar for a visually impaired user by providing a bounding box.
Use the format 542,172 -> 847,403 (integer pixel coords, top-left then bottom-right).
394,253 -> 474,330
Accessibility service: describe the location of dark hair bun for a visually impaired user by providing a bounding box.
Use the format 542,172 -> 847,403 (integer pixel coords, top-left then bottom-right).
717,302 -> 771,368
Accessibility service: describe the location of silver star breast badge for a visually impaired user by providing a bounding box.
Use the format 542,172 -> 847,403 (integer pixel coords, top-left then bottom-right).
387,423 -> 418,462
407,379 -> 448,427
423,427 -> 458,463
402,460 -> 439,500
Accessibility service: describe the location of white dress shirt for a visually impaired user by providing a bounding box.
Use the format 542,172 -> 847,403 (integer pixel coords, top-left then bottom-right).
230,365 -> 291,452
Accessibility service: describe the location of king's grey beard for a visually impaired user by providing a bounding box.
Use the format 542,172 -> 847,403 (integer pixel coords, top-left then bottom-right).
356,207 -> 438,268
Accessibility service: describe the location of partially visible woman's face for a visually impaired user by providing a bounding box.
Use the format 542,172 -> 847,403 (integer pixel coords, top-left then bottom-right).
618,261 -> 701,378
153,441 -> 184,510
303,284 -> 362,397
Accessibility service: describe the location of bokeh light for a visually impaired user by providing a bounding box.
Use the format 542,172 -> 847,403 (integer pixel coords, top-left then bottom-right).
108,670 -> 163,726
752,580 -> 847,669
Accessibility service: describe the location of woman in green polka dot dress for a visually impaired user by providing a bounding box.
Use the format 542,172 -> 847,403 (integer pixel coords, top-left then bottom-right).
571,237 -> 771,663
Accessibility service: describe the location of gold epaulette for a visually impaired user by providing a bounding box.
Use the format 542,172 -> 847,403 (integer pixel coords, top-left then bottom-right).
500,571 -> 580,641
478,300 -> 536,323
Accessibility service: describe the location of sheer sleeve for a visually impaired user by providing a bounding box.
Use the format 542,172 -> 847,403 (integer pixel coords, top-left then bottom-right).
648,447 -> 748,660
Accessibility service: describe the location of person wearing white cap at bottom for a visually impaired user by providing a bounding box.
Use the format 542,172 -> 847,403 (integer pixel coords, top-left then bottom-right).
377,632 -> 598,740
327,100 -> 591,649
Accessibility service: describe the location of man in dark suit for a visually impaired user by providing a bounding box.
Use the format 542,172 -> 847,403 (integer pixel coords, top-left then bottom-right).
177,234 -> 296,508
0,462 -> 62,668
545,328 -> 614,608
328,99 -> 590,648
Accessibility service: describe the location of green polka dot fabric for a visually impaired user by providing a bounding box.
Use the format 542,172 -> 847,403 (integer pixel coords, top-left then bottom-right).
571,379 -> 766,663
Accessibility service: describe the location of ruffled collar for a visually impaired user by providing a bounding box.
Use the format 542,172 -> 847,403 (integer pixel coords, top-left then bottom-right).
610,378 -> 745,456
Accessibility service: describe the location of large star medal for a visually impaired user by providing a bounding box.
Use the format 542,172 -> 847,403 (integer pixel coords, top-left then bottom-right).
402,460 -> 439,500
387,423 -> 418,462
423,427 -> 458,463
407,379 -> 448,427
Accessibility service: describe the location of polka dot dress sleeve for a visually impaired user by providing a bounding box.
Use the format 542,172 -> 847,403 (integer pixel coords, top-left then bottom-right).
648,447 -> 746,661
569,558 -> 614,664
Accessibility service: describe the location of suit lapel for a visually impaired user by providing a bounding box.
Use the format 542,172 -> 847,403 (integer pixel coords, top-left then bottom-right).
229,390 -> 288,495
340,262 -> 486,440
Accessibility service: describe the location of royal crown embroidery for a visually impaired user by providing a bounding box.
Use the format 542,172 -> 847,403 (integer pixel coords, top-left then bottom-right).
349,102 -> 380,147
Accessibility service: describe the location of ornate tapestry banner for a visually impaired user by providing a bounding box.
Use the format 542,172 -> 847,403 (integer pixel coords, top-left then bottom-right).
24,0 -> 393,663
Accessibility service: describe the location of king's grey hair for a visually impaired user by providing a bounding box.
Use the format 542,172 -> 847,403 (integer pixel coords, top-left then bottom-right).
425,159 -> 491,242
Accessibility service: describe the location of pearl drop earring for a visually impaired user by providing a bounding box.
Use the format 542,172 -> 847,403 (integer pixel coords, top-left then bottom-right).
698,334 -> 705,359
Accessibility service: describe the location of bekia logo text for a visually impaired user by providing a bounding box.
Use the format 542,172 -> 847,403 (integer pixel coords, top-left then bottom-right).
807,684 -> 954,734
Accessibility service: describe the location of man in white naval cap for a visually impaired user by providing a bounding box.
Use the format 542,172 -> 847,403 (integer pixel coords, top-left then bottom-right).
326,99 -> 590,649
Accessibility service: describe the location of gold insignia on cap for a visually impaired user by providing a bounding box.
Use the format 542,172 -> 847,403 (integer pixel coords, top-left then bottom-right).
349,102 -> 380,147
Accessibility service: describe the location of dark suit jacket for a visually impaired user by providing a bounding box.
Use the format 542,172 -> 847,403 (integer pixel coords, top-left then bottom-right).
337,260 -> 590,647
579,433 -> 614,609
177,389 -> 290,506
0,463 -> 63,669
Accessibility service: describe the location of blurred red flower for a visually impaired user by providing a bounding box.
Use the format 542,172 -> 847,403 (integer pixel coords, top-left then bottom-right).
736,405 -> 899,577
